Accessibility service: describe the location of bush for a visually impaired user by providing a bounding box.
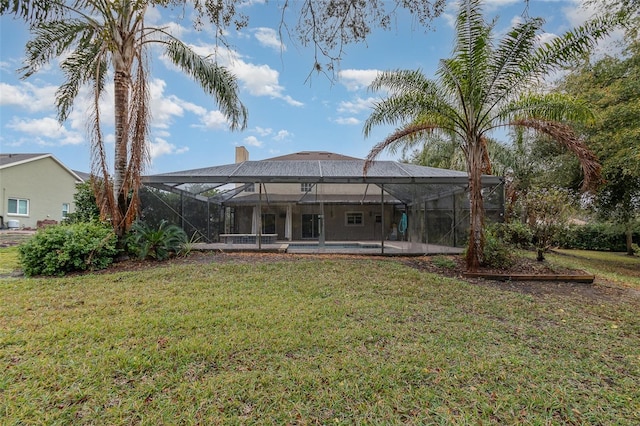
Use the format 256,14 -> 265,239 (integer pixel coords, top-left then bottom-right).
555,223 -> 636,252
492,221 -> 533,249
19,223 -> 117,276
126,220 -> 188,260
482,225 -> 515,269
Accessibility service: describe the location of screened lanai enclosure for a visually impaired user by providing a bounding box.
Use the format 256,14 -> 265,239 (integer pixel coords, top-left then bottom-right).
141,150 -> 504,254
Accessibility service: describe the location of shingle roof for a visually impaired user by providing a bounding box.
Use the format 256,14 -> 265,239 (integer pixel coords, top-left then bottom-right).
265,151 -> 360,161
143,159 -> 494,185
0,153 -> 49,168
0,153 -> 85,182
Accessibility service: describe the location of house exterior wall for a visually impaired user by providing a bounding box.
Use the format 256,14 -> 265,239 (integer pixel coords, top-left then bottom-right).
232,203 -> 397,242
0,157 -> 79,228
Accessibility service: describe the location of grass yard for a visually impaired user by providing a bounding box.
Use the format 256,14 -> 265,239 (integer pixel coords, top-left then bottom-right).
1,252 -> 639,424
546,249 -> 640,289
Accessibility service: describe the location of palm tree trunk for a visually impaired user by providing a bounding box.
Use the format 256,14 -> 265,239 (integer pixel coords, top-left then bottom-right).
466,142 -> 485,271
113,69 -> 130,238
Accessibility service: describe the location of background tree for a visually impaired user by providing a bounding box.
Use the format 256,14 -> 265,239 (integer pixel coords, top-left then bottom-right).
2,0 -> 248,241
561,40 -> 640,255
521,187 -> 575,261
363,0 -> 615,270
64,181 -> 101,224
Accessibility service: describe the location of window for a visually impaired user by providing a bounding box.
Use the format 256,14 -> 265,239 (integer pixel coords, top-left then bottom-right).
244,183 -> 255,192
62,203 -> 70,218
8,198 -> 29,216
345,212 -> 364,226
262,213 -> 276,234
300,183 -> 314,192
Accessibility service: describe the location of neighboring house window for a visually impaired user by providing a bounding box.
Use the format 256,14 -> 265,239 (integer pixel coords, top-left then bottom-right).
345,211 -> 364,226
62,203 -> 70,218
244,183 -> 255,192
8,198 -> 29,216
300,183 -> 314,192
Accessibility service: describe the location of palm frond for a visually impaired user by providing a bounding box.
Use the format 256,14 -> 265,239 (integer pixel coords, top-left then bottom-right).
484,17 -> 545,108
19,19 -> 90,77
0,0 -> 65,23
364,122 -> 443,173
496,92 -> 595,127
524,14 -> 620,82
165,39 -> 247,130
512,118 -> 601,191
56,38 -> 106,122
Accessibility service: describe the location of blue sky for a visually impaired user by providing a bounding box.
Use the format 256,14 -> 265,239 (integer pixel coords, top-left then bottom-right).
0,0 -> 614,174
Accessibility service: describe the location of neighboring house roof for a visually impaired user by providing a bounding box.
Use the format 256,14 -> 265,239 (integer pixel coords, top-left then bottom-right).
0,153 -> 85,182
73,170 -> 92,182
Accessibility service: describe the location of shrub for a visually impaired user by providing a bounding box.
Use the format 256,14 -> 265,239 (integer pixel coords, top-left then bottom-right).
482,225 -> 515,269
64,181 -> 101,224
19,223 -> 117,276
492,221 -> 533,249
126,220 -> 188,260
431,255 -> 457,269
555,223 -> 634,252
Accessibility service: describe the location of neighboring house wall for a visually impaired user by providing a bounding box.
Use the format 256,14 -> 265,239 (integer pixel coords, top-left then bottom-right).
0,156 -> 81,228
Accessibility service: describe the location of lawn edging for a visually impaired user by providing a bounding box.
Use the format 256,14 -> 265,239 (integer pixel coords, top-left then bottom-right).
462,272 -> 595,283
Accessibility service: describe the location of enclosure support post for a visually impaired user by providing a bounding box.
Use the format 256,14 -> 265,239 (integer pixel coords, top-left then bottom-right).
452,193 -> 457,247
206,200 -> 210,243
381,184 -> 385,254
180,192 -> 184,231
258,183 -> 262,249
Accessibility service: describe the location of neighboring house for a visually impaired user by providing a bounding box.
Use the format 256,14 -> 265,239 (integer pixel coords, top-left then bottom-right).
143,147 -> 505,247
0,153 -> 84,229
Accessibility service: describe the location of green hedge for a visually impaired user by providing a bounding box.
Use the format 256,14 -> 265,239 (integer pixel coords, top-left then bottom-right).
555,223 -> 639,252
18,223 -> 117,276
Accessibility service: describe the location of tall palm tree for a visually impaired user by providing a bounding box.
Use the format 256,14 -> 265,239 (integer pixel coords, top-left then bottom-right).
363,0 -> 615,271
3,0 -> 247,239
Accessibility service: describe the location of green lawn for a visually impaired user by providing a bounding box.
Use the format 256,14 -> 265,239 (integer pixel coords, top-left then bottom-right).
546,249 -> 640,289
1,253 -> 639,424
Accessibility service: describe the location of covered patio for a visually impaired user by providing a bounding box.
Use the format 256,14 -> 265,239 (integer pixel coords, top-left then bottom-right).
141,153 -> 504,255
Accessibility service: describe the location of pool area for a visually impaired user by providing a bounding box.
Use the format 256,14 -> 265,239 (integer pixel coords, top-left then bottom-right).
286,242 -> 382,250
191,240 -> 464,255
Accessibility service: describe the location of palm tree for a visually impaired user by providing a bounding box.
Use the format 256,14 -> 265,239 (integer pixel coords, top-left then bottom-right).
3,0 -> 247,239
363,0 -> 615,271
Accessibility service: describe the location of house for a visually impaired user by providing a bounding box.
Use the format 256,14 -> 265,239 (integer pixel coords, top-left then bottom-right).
0,153 -> 84,229
143,147 -> 504,248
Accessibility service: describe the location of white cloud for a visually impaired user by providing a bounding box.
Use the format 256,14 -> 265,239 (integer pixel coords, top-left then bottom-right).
255,126 -> 273,136
337,97 -> 376,114
273,130 -> 291,141
149,137 -> 189,160
243,135 -> 263,147
7,116 -> 84,145
182,44 -> 303,106
334,117 -> 360,125
253,27 -> 286,52
484,0 -> 520,9
338,69 -> 380,91
201,110 -> 229,129
0,82 -> 58,113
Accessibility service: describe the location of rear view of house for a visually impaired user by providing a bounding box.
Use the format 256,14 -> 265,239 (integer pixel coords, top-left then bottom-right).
0,153 -> 84,229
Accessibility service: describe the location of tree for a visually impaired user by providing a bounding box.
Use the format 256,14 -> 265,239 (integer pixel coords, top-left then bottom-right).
363,0 -> 615,270
561,41 -> 640,255
521,187 -> 575,261
2,0 -> 248,241
64,180 -> 101,224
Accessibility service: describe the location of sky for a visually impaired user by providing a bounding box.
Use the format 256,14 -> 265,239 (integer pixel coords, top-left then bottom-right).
0,0 -> 615,175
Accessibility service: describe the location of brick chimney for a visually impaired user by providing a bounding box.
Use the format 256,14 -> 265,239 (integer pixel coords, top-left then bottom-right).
235,146 -> 249,163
